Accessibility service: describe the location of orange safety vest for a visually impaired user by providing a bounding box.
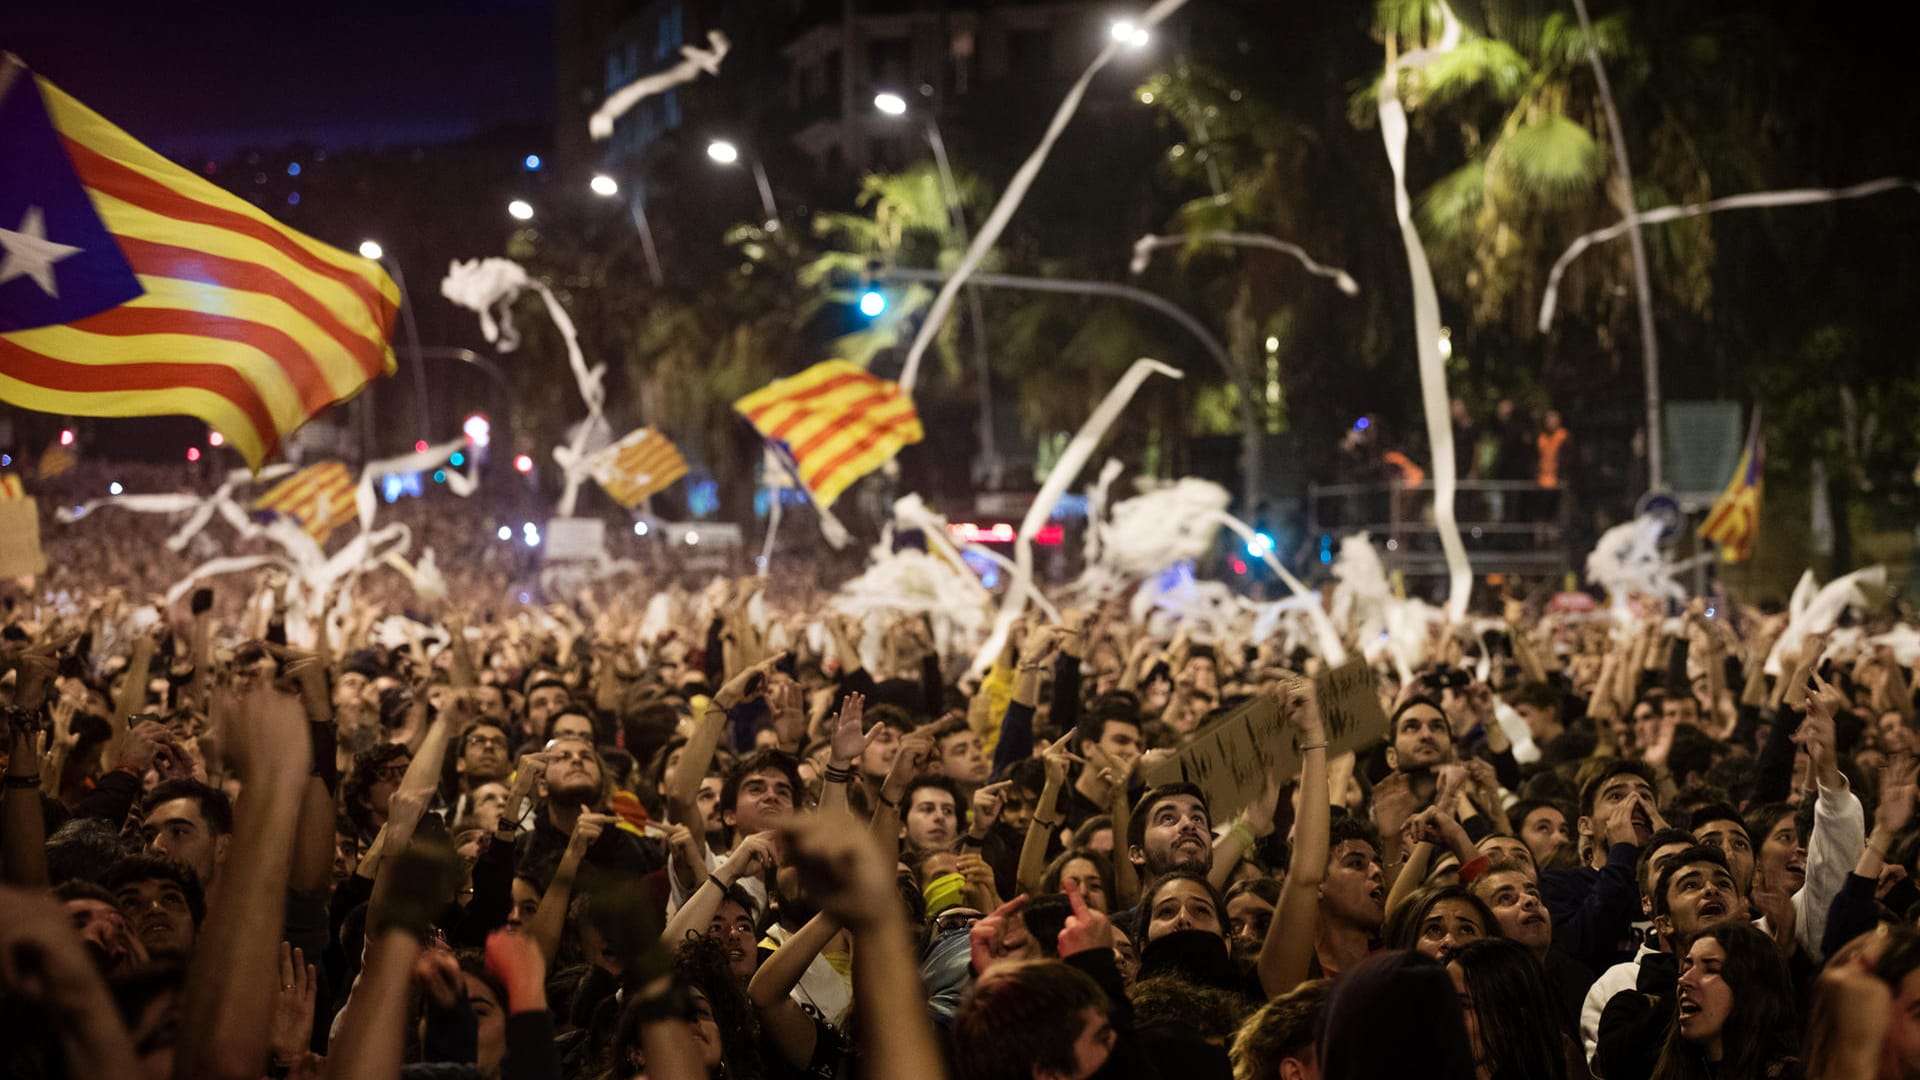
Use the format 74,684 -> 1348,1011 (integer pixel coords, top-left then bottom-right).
1382,450 -> 1425,488
1537,428 -> 1569,488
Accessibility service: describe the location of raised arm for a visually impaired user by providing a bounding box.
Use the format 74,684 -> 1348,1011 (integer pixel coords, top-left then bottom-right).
747,911 -> 840,1068
1260,681 -> 1328,998
526,812 -> 617,961
785,811 -> 946,1080
172,687 -> 311,1080
1017,736 -> 1070,894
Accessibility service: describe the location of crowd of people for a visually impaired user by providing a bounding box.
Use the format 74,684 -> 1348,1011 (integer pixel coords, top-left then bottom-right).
2,475 -> 1918,1080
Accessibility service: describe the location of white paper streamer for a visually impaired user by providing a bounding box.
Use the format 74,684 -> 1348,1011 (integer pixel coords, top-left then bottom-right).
1377,6 -> 1472,625
1539,178 -> 1920,332
1764,565 -> 1888,676
1205,511 -> 1346,663
969,359 -> 1183,675
1083,459 -> 1125,567
589,31 -> 730,140
897,0 -> 1193,393
1583,516 -> 1686,622
442,257 -> 605,517
1129,231 -> 1360,296
354,438 -> 475,533
1870,624 -> 1920,667
894,494 -> 1061,624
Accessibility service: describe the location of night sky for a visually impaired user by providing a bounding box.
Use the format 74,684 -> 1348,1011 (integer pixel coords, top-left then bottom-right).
6,0 -> 554,157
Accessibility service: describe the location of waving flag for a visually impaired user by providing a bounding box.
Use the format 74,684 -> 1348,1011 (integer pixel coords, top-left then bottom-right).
1698,411 -> 1765,563
587,426 -> 688,508
0,474 -> 22,500
0,57 -> 398,468
253,460 -> 356,541
733,360 -> 922,508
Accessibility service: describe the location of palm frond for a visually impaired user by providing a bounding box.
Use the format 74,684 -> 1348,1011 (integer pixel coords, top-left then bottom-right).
1487,114 -> 1604,207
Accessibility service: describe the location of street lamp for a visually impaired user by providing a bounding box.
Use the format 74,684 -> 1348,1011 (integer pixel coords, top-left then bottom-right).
872,88 -> 999,486
361,238 -> 430,442
704,140 -> 778,231
592,171 -> 664,285
589,174 -> 619,197
1110,19 -> 1150,48
507,199 -> 534,221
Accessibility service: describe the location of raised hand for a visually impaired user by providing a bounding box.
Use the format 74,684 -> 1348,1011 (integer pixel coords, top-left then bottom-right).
956,852 -> 1002,911
718,830 -> 780,887
267,941 -> 319,1067
830,692 -> 880,766
1057,877 -> 1113,958
567,811 -> 619,856
781,812 -> 900,932
716,651 -> 788,710
968,894 -> 1030,975
970,780 -> 1012,839
1877,754 -> 1920,836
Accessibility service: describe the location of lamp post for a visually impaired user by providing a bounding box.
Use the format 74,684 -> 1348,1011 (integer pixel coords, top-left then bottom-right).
706,140 -> 779,232
873,89 -> 1000,487
361,239 -> 430,445
591,173 -> 665,287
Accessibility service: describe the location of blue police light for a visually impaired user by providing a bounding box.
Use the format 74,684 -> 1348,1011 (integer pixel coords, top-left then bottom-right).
523,154 -> 542,170
1354,416 -> 1370,431
1248,532 -> 1274,557
858,289 -> 887,317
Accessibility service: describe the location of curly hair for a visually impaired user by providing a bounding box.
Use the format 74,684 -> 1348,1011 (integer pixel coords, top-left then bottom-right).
673,935 -> 764,1079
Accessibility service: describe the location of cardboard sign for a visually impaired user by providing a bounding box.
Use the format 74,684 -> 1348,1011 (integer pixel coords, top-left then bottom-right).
1142,658 -> 1390,820
543,517 -> 607,563
0,498 -> 47,578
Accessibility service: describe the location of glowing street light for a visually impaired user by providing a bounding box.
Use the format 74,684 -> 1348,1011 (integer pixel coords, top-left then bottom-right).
1110,19 -> 1150,48
873,92 -> 908,116
513,454 -> 535,474
590,174 -> 619,197
507,199 -> 534,221
706,140 -> 740,165
358,239 -> 383,260
463,413 -> 492,448
58,428 -> 74,447
208,431 -> 225,447
858,289 -> 887,318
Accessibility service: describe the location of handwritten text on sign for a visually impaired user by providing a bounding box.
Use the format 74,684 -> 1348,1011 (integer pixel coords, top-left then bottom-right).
1141,660 -> 1390,820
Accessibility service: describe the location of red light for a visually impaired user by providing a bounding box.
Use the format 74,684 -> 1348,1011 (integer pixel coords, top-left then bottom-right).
59,429 -> 74,447
513,454 -> 534,474
186,447 -> 201,462
208,431 -> 225,447
948,522 -> 1065,546
1230,558 -> 1248,574
415,440 -> 429,453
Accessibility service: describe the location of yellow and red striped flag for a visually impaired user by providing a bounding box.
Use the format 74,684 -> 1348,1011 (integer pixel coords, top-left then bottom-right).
1698,411 -> 1764,563
587,426 -> 688,508
0,58 -> 398,468
253,460 -> 357,542
733,360 -> 922,508
0,474 -> 23,500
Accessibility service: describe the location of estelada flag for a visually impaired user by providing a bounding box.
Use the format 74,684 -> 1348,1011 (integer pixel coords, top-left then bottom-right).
0,474 -> 22,500
1698,410 -> 1764,563
733,360 -> 922,508
253,460 -> 356,542
0,56 -> 398,468
587,426 -> 688,508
